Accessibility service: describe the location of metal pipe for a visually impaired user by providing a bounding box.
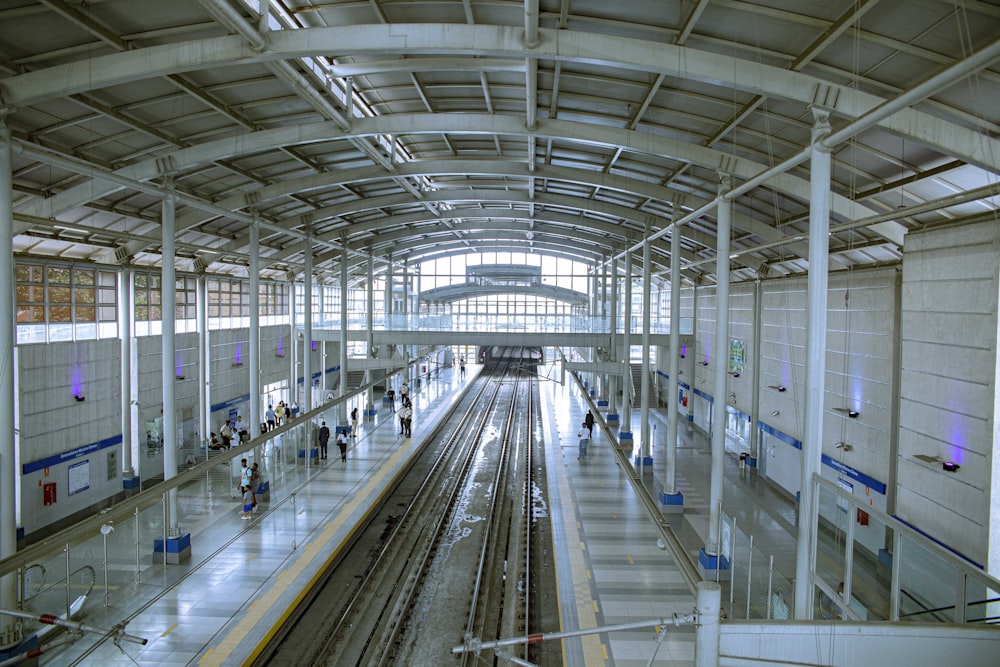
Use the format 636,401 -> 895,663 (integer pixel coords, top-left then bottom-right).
250,216 -> 261,439
746,534 -> 754,618
664,223 -> 681,496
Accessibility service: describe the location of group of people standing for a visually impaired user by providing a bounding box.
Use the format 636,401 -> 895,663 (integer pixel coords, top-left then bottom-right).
317,420 -> 349,462
239,458 -> 261,519
396,382 -> 413,437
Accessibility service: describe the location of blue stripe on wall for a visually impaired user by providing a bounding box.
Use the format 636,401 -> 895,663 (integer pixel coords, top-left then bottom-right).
758,421 -> 887,496
24,434 -> 123,475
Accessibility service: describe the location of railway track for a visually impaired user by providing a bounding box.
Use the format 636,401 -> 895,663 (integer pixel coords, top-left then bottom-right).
259,362 -> 560,666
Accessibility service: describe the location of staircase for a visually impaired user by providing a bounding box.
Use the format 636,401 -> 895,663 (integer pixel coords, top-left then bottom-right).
630,363 -> 644,404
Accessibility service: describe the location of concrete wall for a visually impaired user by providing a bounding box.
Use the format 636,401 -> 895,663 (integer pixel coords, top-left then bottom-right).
898,221 -> 998,566
671,267 -> 897,556
18,339 -> 122,535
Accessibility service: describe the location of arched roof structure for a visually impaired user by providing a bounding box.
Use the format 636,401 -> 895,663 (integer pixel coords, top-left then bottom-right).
2,0 -> 998,286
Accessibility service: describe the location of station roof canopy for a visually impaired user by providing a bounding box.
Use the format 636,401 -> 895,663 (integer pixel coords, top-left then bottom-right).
2,0 -> 998,286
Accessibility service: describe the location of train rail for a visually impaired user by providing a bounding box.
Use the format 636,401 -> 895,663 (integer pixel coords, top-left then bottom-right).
259,361 -> 558,666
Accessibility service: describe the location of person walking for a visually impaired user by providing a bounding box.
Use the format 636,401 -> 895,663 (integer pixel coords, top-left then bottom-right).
351,407 -> 359,438
265,404 -> 276,431
250,462 -> 261,511
402,405 -> 413,437
386,388 -> 396,412
584,410 -> 595,438
577,422 -> 590,460
240,486 -> 253,520
399,381 -> 409,403
337,429 -> 349,462
318,421 -> 330,460
459,356 -> 466,378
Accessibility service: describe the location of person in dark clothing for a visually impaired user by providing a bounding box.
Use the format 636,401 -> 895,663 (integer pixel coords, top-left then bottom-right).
318,421 -> 331,460
337,430 -> 349,462
584,410 -> 595,438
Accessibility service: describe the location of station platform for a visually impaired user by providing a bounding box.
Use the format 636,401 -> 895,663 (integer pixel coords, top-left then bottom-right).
35,362 -> 799,666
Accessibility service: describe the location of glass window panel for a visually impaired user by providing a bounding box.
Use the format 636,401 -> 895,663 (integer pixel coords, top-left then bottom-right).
50,286 -> 71,303
16,285 -> 44,303
150,275 -> 161,289
75,322 -> 96,339
135,305 -> 148,321
49,323 -> 72,341
151,306 -> 162,321
99,306 -> 117,322
99,271 -> 116,287
76,306 -> 96,322
99,288 -> 116,304
16,306 -> 44,323
47,266 -> 71,284
150,290 -> 161,305
74,287 -> 96,304
75,270 -> 95,286
134,289 -> 148,305
135,273 -> 147,288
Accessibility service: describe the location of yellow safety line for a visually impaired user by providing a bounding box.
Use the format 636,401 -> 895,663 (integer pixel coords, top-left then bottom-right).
552,434 -> 604,666
161,623 -> 178,638
198,442 -> 414,666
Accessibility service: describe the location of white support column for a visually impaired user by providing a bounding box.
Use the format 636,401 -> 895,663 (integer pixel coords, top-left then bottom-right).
366,252 -> 375,415
197,275 -> 209,445
640,230 -> 652,464
119,268 -> 135,483
662,224 -> 682,504
705,185 -> 732,570
289,278 -> 296,405
794,108 -> 833,618
384,252 -> 393,325
303,240 -> 313,414
608,254 -> 619,421
621,246 -> 634,446
339,244 -> 349,425
749,279 -> 763,463
248,218 -> 260,434
161,178 -> 179,532
694,582 -> 722,667
0,115 -> 22,649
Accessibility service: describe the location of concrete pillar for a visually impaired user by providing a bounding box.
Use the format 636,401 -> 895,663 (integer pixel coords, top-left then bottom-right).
621,246 -> 633,444
694,581 -> 721,667
749,279 -> 763,463
249,218 -> 260,435
339,243 -> 349,425
289,278 -> 296,405
0,115 -> 23,649
794,108 -> 833,618
609,254 -> 619,420
161,179 -> 179,531
366,252 -> 375,416
705,185 -> 732,568
664,224 -> 682,498
197,275 -> 209,445
304,239 -> 313,414
640,230 -> 652,465
119,268 -> 135,482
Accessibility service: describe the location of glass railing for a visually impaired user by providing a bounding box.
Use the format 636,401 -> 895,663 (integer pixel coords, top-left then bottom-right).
0,396 -> 360,652
812,473 -> 1000,623
719,509 -> 795,620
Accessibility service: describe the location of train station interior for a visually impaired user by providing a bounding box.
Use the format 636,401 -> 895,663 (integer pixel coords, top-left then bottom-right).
1,1 -> 1000,664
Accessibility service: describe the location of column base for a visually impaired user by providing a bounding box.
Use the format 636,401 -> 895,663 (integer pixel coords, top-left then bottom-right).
597,400 -> 609,407
634,455 -> 654,467
659,490 -> 684,514
619,430 -> 632,440
607,413 -> 619,425
123,475 -> 140,492
698,548 -> 731,580
366,408 -> 378,417
153,533 -> 192,565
